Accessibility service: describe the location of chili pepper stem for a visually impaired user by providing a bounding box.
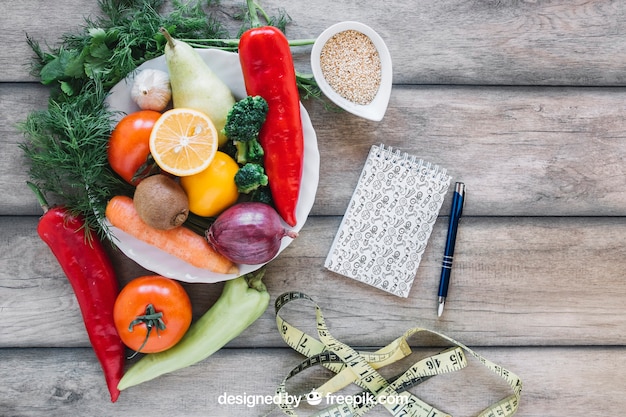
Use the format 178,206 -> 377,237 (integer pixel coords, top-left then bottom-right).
26,181 -> 50,213
182,38 -> 316,49
246,0 -> 265,28
182,0 -> 316,49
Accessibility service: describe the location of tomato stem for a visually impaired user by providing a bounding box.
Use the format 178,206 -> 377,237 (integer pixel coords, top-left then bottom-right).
127,304 -> 166,359
131,154 -> 160,184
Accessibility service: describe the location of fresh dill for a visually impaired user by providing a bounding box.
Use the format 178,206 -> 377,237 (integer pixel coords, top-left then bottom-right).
19,78 -> 129,236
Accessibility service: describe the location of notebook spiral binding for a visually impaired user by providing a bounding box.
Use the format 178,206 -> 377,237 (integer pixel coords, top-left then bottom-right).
376,144 -> 448,182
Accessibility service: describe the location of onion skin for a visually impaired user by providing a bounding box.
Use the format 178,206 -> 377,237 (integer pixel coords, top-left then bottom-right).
206,202 -> 297,264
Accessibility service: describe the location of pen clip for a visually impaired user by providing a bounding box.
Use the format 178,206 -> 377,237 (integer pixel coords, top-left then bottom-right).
455,182 -> 466,211
462,188 -> 466,211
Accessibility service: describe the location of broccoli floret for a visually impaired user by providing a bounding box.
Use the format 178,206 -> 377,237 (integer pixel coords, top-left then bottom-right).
236,139 -> 264,165
249,186 -> 274,205
222,95 -> 269,164
235,163 -> 269,194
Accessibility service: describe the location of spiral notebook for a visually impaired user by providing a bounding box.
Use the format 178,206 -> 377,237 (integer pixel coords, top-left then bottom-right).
324,144 -> 451,297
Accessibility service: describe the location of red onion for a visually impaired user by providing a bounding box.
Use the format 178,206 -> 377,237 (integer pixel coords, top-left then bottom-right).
206,202 -> 298,264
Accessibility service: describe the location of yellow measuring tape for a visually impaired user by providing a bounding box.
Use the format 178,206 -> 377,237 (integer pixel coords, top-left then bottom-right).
272,292 -> 522,417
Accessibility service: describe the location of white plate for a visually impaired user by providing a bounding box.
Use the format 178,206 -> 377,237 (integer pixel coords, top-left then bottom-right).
105,49 -> 320,283
311,21 -> 392,121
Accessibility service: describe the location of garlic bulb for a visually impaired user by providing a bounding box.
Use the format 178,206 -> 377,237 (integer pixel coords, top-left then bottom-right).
130,69 -> 172,111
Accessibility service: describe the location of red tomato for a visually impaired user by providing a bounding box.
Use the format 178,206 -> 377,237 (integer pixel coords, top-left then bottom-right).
108,110 -> 162,185
113,275 -> 192,354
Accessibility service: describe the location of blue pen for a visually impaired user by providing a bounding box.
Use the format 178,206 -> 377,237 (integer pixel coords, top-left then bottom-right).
437,182 -> 465,317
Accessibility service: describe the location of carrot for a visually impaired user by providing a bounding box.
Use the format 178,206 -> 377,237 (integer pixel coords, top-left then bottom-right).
105,195 -> 238,275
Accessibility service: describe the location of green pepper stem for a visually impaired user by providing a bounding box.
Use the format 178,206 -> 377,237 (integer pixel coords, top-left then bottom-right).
245,268 -> 267,293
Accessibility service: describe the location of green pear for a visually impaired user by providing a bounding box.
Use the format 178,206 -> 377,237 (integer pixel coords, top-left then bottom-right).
160,28 -> 235,146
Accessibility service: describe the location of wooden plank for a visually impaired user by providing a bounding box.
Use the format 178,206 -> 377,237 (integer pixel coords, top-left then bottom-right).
3,215 -> 626,348
0,346 -> 622,416
311,84 -> 626,217
0,84 -> 49,216
3,0 -> 102,82
5,83 -> 626,217
5,0 -> 626,85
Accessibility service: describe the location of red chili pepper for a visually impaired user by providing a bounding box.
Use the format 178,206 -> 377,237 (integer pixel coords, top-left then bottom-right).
28,183 -> 125,402
238,25 -> 304,227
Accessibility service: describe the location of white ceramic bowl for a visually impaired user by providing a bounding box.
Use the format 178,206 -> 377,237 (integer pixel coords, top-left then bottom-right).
311,21 -> 392,121
105,49 -> 320,284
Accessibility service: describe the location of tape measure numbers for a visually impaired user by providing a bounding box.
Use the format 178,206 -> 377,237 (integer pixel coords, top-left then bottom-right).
273,292 -> 522,417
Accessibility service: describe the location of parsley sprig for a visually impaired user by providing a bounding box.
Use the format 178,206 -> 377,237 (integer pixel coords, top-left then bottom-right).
27,0 -> 228,98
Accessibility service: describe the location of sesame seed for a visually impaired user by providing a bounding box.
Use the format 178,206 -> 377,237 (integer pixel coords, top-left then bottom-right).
320,29 -> 382,105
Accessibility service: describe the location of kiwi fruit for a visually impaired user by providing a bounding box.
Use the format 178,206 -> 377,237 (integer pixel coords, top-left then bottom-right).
133,174 -> 189,230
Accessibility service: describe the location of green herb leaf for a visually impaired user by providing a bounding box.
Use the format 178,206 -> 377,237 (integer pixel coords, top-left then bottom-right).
39,53 -> 67,85
64,52 -> 87,79
60,81 -> 75,96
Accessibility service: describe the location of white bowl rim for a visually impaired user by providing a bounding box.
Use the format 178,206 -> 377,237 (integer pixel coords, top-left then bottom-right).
311,21 -> 393,121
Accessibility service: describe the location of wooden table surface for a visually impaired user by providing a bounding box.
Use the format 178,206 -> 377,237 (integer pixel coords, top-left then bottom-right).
2,1 -> 626,416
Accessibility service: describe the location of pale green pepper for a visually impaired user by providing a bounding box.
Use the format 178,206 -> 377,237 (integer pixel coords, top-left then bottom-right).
117,268 -> 270,390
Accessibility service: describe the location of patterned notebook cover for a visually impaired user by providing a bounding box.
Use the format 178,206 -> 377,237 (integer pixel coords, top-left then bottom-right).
324,144 -> 451,297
